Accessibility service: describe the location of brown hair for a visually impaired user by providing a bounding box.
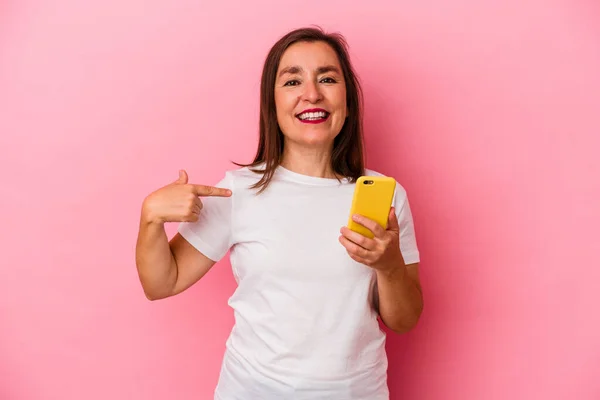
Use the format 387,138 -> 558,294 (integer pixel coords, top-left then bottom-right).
235,26 -> 365,193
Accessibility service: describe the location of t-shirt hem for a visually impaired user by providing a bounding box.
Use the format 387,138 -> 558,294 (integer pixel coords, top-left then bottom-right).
178,224 -> 224,262
402,251 -> 420,265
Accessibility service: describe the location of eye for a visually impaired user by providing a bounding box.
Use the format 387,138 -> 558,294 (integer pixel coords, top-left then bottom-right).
320,77 -> 337,84
283,80 -> 300,87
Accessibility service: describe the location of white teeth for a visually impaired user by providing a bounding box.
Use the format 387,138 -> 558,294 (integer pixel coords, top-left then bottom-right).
298,111 -> 328,120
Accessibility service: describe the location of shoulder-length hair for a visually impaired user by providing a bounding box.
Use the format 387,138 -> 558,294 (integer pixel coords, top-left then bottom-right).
236,26 -> 365,193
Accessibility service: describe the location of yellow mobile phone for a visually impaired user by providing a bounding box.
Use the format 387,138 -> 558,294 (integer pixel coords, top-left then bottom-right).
347,176 -> 396,239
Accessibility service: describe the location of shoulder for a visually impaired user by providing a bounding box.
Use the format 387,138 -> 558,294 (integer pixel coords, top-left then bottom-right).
218,164 -> 264,191
228,165 -> 263,180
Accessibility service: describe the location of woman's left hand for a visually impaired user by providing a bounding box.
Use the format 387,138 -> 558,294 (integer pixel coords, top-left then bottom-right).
339,207 -> 405,273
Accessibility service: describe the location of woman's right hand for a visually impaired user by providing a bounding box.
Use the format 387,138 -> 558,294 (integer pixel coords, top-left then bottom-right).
141,170 -> 232,224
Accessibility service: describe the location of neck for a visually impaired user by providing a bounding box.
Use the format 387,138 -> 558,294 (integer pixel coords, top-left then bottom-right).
280,142 -> 337,179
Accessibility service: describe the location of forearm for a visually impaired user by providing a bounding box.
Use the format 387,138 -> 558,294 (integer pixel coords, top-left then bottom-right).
135,211 -> 178,300
376,263 -> 423,334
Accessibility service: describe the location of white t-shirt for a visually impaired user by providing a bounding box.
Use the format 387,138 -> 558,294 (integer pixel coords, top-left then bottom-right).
178,165 -> 420,400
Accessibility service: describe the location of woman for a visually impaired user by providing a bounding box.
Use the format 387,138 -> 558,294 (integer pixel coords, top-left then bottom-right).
136,27 -> 423,400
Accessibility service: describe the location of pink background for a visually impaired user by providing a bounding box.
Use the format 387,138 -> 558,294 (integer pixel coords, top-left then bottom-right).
1,0 -> 599,399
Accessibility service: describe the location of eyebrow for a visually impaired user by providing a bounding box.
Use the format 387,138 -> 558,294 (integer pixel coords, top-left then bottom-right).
278,65 -> 342,78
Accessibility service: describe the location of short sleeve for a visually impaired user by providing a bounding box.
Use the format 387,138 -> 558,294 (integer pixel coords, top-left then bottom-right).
177,172 -> 233,262
393,183 -> 420,265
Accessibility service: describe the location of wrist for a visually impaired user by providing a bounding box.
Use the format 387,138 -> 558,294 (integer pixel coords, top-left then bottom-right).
141,199 -> 164,226
376,257 -> 407,282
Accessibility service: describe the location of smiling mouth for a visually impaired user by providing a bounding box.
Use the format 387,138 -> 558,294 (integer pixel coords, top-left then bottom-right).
296,109 -> 330,124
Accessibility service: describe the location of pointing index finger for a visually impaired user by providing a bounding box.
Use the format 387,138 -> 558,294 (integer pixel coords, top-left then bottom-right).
192,184 -> 232,197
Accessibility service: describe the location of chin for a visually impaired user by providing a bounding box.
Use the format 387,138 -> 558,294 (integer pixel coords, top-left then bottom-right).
281,123 -> 341,148
299,132 -> 337,147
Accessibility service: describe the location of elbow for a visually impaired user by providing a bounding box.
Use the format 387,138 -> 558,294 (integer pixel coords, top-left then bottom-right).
143,288 -> 173,301
386,303 -> 424,335
137,272 -> 175,301
141,285 -> 172,301
144,291 -> 163,301
389,320 -> 419,335
388,318 -> 421,335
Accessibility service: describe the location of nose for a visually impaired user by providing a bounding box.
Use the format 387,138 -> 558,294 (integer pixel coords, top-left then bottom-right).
301,79 -> 323,103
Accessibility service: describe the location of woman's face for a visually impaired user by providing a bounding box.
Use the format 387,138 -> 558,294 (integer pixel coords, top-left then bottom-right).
274,41 -> 347,150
